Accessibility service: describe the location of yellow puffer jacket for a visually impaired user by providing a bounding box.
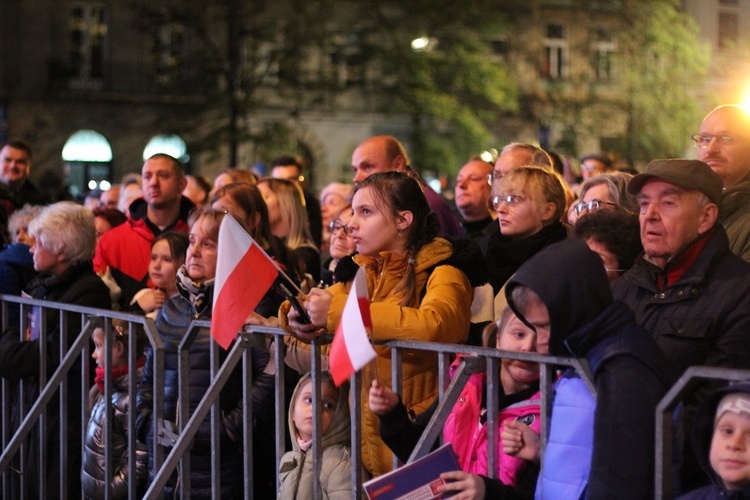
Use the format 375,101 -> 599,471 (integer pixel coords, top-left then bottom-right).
281,237 -> 472,476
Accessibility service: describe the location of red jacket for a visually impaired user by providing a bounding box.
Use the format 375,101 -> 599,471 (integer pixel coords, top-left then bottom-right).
93,197 -> 193,307
442,356 -> 541,487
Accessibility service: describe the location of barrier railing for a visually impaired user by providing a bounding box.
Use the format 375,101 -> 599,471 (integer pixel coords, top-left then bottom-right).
3,294 -> 744,499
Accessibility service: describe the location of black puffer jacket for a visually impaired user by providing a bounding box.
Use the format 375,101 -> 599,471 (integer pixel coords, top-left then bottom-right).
506,238 -> 673,499
82,365 -> 147,499
135,276 -> 278,499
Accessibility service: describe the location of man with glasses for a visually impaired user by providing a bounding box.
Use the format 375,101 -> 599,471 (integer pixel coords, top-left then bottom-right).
613,158 -> 750,491
694,104 -> 750,261
453,158 -> 495,241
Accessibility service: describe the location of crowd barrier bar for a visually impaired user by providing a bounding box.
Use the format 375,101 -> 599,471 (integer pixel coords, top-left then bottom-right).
6,295 -> 743,499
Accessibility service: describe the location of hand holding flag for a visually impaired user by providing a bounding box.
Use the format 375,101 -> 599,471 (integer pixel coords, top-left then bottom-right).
329,267 -> 377,387
212,214 -> 280,349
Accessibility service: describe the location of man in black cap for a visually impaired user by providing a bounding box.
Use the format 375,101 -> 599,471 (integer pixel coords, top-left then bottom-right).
613,158 -> 750,491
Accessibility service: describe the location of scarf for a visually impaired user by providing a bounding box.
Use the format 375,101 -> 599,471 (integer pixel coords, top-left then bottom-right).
176,265 -> 215,316
94,357 -> 145,392
485,222 -> 568,293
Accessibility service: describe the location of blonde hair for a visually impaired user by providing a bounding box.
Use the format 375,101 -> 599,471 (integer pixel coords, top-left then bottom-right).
257,178 -> 316,251
497,166 -> 567,223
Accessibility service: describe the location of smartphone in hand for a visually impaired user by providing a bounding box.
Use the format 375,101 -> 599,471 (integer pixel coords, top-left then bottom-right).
277,282 -> 311,325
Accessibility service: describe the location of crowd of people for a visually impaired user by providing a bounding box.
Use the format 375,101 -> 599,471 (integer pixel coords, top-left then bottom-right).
0,103 -> 750,499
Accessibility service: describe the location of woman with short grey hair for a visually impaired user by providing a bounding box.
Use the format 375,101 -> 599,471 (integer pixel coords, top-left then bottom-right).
0,201 -> 111,498
571,172 -> 638,223
28,201 -> 98,267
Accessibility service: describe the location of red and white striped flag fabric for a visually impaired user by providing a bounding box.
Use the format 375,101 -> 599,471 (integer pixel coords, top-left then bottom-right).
329,267 -> 376,386
212,214 -> 279,349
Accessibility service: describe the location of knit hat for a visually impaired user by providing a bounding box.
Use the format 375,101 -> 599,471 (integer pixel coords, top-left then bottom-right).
715,393 -> 750,425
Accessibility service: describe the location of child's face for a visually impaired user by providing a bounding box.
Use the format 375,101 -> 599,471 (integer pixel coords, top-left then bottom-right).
710,411 -> 750,490
150,239 -> 179,290
91,329 -> 127,369
498,314 -> 539,386
292,380 -> 339,442
519,298 -> 551,355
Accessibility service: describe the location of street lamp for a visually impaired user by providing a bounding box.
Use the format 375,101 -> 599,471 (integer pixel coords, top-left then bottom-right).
411,36 -> 436,52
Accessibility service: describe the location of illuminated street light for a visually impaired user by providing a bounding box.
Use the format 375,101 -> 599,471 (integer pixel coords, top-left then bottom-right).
411,36 -> 437,52
411,36 -> 430,50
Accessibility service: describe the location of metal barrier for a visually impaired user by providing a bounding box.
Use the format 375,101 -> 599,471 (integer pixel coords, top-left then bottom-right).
6,294 -> 742,499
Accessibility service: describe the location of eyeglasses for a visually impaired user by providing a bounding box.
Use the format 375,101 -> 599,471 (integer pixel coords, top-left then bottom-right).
492,194 -> 528,210
691,134 -> 744,148
329,220 -> 351,236
580,163 -> 604,172
573,199 -> 618,217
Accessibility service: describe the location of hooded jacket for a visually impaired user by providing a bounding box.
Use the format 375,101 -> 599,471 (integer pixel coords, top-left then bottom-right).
677,382 -> 750,500
81,364 -> 147,499
278,372 -> 352,499
281,237 -> 472,476
506,238 -> 672,499
93,196 -> 194,308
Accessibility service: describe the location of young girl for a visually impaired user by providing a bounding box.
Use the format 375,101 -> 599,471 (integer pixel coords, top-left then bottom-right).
278,371 -> 352,499
130,232 -> 188,317
81,319 -> 147,499
369,307 -> 541,498
135,207 -> 277,498
480,166 -> 568,319
282,171 -> 473,476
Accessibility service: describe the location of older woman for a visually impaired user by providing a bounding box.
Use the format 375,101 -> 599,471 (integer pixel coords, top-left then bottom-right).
569,172 -> 637,223
0,201 -> 111,498
320,201 -> 357,287
136,207 -> 277,498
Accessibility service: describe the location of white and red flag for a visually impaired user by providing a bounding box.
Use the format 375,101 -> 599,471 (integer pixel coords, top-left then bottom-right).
212,214 -> 279,349
329,267 -> 376,386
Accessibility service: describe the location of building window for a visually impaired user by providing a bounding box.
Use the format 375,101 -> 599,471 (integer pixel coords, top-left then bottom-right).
69,3 -> 107,89
719,12 -> 739,49
152,22 -> 185,86
62,129 -> 113,198
543,23 -> 567,79
592,30 -> 616,80
328,32 -> 366,87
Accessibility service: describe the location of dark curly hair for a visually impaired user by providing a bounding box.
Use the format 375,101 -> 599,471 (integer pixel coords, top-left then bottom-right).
354,171 -> 440,306
574,209 -> 642,275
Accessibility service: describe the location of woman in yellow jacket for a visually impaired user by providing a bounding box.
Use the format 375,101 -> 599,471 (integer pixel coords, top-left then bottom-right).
282,171 -> 472,477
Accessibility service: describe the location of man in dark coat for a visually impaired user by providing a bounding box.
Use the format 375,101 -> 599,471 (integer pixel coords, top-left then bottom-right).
613,159 -> 750,491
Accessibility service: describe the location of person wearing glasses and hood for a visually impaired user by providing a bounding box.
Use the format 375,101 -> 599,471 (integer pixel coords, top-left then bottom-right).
502,238 -> 673,499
